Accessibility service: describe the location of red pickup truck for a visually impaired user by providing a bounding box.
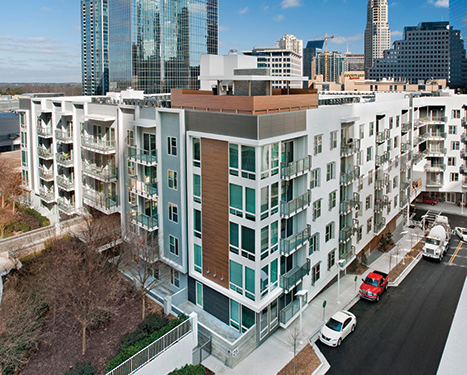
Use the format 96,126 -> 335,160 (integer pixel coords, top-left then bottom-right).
359,271 -> 389,302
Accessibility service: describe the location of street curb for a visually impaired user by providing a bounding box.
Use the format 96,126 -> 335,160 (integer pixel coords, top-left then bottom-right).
310,342 -> 330,375
388,252 -> 423,287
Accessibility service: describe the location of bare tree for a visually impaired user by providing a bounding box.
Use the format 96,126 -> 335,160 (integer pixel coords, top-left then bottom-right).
287,327 -> 301,375
0,159 -> 22,214
0,209 -> 13,238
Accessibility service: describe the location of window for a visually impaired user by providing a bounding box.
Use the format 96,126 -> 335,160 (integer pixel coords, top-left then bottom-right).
309,233 -> 320,254
310,168 -> 320,189
328,249 -> 336,270
245,267 -> 255,300
171,269 -> 180,288
389,117 -> 394,129
127,129 -> 134,146
193,138 -> 201,167
452,141 -> 460,151
369,122 -> 374,136
193,174 -> 201,203
194,209 -> 201,238
167,137 -> 177,156
359,124 -> 365,139
230,260 -> 243,294
325,222 -> 335,242
169,235 -> 179,256
168,170 -> 178,190
367,218 -> 372,234
194,244 -> 202,273
326,162 -> 335,181
241,146 -> 256,179
449,125 -> 457,135
452,109 -> 460,119
367,147 -> 372,162
314,134 -> 323,155
229,144 -> 239,175
260,265 -> 268,296
357,151 -> 362,166
394,196 -> 398,208
450,173 -> 459,182
230,300 -> 240,330
312,263 -> 321,284
313,199 -> 322,221
261,226 -> 269,260
394,136 -> 399,148
366,195 -> 372,210
329,190 -> 337,210
196,282 -> 203,307
241,226 -> 255,261
448,157 -> 456,166
330,131 -> 338,149
168,203 -> 178,223
393,176 -> 398,189
368,170 -> 374,185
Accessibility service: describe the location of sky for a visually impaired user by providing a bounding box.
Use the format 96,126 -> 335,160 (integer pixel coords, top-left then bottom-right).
0,0 -> 450,83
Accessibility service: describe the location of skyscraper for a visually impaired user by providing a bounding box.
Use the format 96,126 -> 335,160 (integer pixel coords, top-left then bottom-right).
81,0 -> 218,95
450,0 -> 467,51
364,0 -> 391,76
81,0 -> 109,96
303,40 -> 324,81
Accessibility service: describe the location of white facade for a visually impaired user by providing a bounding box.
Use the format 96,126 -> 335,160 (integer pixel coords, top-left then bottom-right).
277,34 -> 303,56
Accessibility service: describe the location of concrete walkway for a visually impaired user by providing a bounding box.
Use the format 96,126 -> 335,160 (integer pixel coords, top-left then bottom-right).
203,224 -> 425,375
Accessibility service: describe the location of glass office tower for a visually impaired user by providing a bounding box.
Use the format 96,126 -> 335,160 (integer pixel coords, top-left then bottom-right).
450,0 -> 467,50
81,0 -> 109,95
109,0 -> 218,94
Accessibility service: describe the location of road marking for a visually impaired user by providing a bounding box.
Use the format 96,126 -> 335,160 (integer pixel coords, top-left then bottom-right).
449,242 -> 463,264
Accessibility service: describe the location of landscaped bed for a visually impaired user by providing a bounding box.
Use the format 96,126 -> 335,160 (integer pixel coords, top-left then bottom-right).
277,344 -> 321,375
0,205 -> 50,239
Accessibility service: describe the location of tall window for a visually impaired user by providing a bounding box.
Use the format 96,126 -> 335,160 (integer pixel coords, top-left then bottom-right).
309,233 -> 320,255
325,222 -> 335,242
193,138 -> 201,167
310,168 -> 320,189
326,162 -> 335,181
167,137 -> 177,156
328,249 -> 336,270
449,125 -> 457,135
168,203 -> 178,223
312,263 -> 321,284
314,134 -> 323,155
330,131 -> 338,149
168,170 -> 178,190
452,141 -> 460,151
313,199 -> 322,221
367,147 -> 373,162
169,236 -> 179,256
329,190 -> 337,210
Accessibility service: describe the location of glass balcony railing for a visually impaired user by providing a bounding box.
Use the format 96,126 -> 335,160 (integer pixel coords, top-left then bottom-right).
56,153 -> 73,167
415,116 -> 447,126
376,129 -> 390,144
462,118 -> 467,129
83,188 -> 118,214
461,166 -> 467,175
462,134 -> 467,144
461,150 -> 467,160
413,151 -> 427,164
424,132 -> 447,139
280,259 -> 310,291
37,148 -> 53,160
82,163 -> 117,182
37,126 -> 53,138
424,163 -> 446,172
463,177 -> 467,188
401,122 -> 411,133
38,168 -> 54,181
280,226 -> 311,256
129,178 -> 158,198
374,196 -> 389,212
280,190 -> 312,218
128,146 -> 157,165
340,194 -> 360,215
425,148 -> 447,156
57,197 -> 75,215
374,217 -> 386,234
281,156 -> 312,180
81,135 -> 116,153
130,210 -> 159,232
400,195 -> 408,208
55,129 -> 73,143
400,180 -> 410,190
401,142 -> 411,154
375,152 -> 390,167
39,188 -> 55,203
340,166 -> 360,186
341,139 -> 361,157
56,175 -> 74,191
426,180 -> 443,187
279,297 -> 306,326
339,227 -> 354,244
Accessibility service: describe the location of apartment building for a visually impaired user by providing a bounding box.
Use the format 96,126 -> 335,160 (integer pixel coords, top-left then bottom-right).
18,72 -> 467,367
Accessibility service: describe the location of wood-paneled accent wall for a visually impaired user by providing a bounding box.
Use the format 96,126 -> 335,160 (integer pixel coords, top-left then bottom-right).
201,138 -> 229,289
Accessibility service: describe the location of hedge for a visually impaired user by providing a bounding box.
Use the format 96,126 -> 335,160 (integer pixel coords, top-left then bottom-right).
17,206 -> 50,227
106,314 -> 188,372
63,362 -> 96,375
167,364 -> 206,375
119,312 -> 169,351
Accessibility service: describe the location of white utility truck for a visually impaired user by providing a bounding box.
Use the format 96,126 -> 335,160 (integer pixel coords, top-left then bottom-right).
422,215 -> 451,262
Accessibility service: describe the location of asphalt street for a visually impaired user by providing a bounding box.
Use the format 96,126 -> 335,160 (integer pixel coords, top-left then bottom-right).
317,212 -> 467,375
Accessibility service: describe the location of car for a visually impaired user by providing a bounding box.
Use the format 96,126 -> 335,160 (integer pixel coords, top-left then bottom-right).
319,310 -> 357,347
422,197 -> 438,205
455,227 -> 467,241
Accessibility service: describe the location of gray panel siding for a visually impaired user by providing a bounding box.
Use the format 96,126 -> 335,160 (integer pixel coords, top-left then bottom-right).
159,112 -> 183,268
188,276 -> 196,304
203,283 -> 229,325
258,111 -> 307,139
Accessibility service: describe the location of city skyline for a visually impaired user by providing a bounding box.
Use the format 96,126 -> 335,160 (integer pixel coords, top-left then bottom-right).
0,0 -> 450,83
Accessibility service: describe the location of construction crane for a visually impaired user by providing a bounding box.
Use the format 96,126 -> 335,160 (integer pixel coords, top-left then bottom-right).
311,33 -> 334,82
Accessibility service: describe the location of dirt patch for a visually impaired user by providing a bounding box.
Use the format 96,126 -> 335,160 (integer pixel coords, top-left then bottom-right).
347,264 -> 369,275
20,297 -> 163,375
276,344 -> 321,375
388,241 -> 424,282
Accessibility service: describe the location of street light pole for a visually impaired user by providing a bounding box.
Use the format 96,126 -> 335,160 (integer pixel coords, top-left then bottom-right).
295,290 -> 308,337
337,259 -> 346,304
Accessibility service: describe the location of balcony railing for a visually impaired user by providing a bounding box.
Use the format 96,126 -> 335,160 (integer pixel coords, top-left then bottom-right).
400,195 -> 408,208
280,190 -> 312,218
83,188 -> 118,214
56,175 -> 74,191
279,298 -> 302,326
415,116 -> 447,126
57,197 -> 75,215
38,168 -> 54,181
81,135 -> 116,153
424,131 -> 447,139
280,259 -> 311,291
340,166 -> 360,186
374,196 -> 389,212
130,211 -> 159,232
425,148 -> 447,156
401,142 -> 411,154
339,245 -> 356,265
463,177 -> 467,188
461,150 -> 467,160
129,178 -> 158,198
339,227 -> 354,244
461,166 -> 467,176
375,152 -> 390,167
128,146 -> 158,166
37,147 -> 53,160
426,180 -> 444,187
376,129 -> 390,144
374,217 -> 386,235
55,129 -> 73,143
341,139 -> 361,157
413,151 -> 427,164
462,118 -> 467,129
400,180 -> 410,190
281,155 -> 312,180
56,153 -> 73,167
414,135 -> 427,145
401,122 -> 411,133
39,188 -> 55,203
82,163 -> 118,182
340,194 -> 360,215
424,163 -> 446,172
462,134 -> 467,143
280,225 -> 311,256
37,126 -> 53,138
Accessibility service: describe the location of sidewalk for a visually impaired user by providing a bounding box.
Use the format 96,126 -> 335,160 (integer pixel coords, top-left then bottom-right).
203,225 -> 425,375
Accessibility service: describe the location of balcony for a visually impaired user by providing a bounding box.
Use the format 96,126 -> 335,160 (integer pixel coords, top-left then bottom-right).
56,175 -> 74,191
375,152 -> 390,167
280,225 -> 311,256
340,166 -> 360,186
424,131 -> 447,140
415,116 -> 447,126
461,150 -> 467,160
425,148 -> 447,157
424,163 -> 446,172
340,194 -> 360,215
463,177 -> 467,188
130,210 -> 159,232
57,197 -> 76,215
38,168 -> 54,181
128,146 -> 158,166
279,298 -> 302,326
280,190 -> 312,219
82,163 -> 117,182
375,173 -> 389,190
56,153 -> 73,167
39,188 -> 55,203
37,126 -> 53,138
462,134 -> 467,144
374,217 -> 387,235
55,129 -> 73,143
401,142 -> 411,154
401,122 -> 411,133
400,195 -> 408,208
339,227 -> 355,244
461,165 -> 467,175
341,139 -> 360,157
374,196 -> 389,213
413,151 -> 427,164
376,129 -> 390,144
462,118 -> 467,129
37,147 -> 53,160
129,178 -> 158,199
281,155 -> 312,180
280,259 -> 311,292
400,180 -> 410,190
339,245 -> 356,265
81,135 -> 116,154
414,135 -> 427,145
426,180 -> 444,188
83,188 -> 118,214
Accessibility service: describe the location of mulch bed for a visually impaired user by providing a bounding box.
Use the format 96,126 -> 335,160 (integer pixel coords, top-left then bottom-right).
20,297 -> 163,375
276,344 -> 321,375
388,241 -> 423,282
